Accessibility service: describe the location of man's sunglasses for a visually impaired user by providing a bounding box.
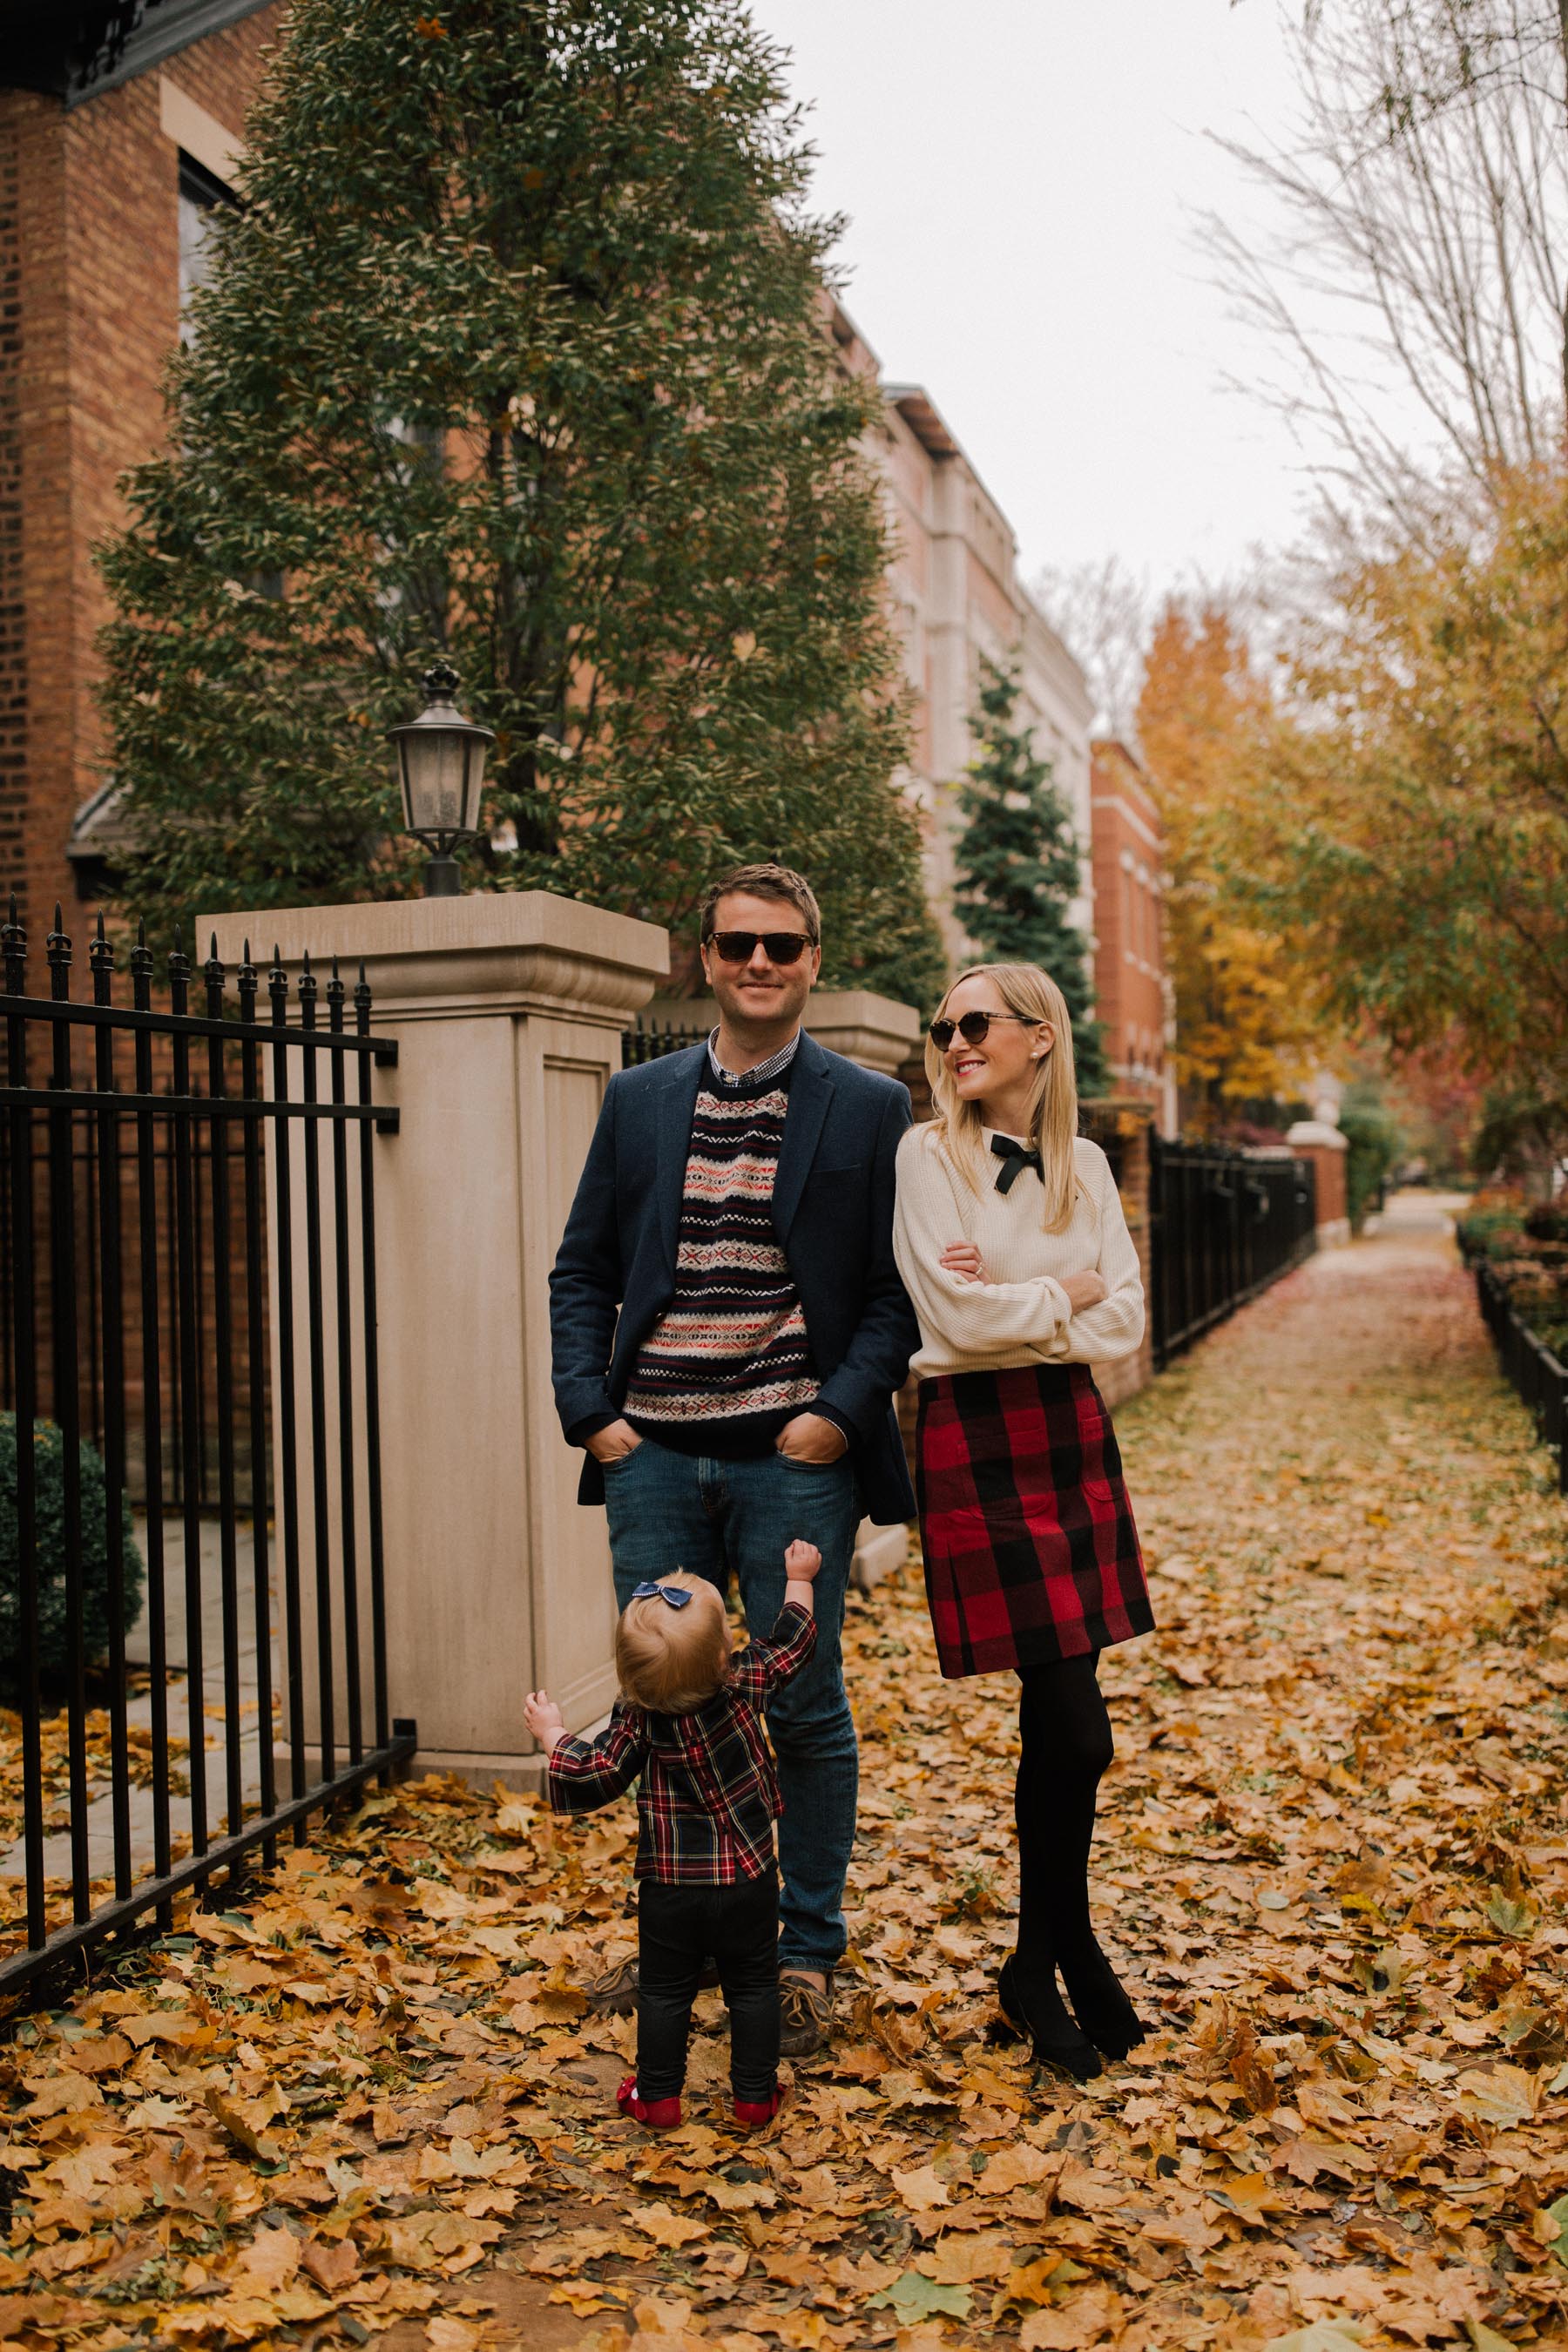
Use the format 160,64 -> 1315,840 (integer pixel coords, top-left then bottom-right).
928,1010 -> 1040,1050
706,930 -> 814,966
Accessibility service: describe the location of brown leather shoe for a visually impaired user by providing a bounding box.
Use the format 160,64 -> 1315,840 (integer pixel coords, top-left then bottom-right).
585,1954 -> 641,2015
778,1971 -> 834,2058
585,1955 -> 722,2015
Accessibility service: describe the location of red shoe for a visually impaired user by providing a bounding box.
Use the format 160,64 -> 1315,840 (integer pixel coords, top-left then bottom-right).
616,2074 -> 681,2131
733,2085 -> 787,2127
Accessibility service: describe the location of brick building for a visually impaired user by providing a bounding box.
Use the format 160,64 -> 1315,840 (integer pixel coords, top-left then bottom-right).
1089,736 -> 1177,1132
1,0 -> 286,933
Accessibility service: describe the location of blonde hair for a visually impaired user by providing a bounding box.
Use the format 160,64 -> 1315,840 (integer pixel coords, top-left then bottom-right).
924,963 -> 1083,1233
614,1571 -> 731,1713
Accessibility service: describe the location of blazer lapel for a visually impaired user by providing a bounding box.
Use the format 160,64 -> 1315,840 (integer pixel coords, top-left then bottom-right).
772,1035 -> 835,1244
655,1046 -> 706,1279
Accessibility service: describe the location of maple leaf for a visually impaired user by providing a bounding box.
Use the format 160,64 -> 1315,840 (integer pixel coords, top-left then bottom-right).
301,2238 -> 359,2293
235,2227 -> 301,2293
865,2268 -> 971,2322
1020,2287 -> 1125,2351
19,2070 -> 104,2117
889,2162 -> 950,2211
627,2202 -> 711,2249
1262,2326 -> 1369,2352
204,2085 -> 284,2165
1455,2065 -> 1539,2129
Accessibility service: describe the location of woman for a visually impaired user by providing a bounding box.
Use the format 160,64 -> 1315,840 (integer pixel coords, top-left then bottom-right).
892,962 -> 1154,2082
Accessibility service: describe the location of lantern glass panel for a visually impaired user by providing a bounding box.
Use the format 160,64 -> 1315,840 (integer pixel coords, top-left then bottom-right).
462,733 -> 487,826
401,730 -> 470,835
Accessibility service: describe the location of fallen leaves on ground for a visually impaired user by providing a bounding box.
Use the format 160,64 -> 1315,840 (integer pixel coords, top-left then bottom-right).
0,1218 -> 1565,2350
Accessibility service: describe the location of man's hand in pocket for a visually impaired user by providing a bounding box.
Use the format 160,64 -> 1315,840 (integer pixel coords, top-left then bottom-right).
586,1419 -> 642,1464
775,1413 -> 848,1464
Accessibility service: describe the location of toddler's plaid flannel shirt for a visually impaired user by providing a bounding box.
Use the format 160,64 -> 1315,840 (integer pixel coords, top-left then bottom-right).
546,1600 -> 815,1883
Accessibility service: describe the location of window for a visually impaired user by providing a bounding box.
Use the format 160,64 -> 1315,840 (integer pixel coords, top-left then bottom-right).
178,154 -> 236,342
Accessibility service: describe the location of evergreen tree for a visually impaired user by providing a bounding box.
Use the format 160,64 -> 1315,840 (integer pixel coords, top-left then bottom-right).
953,657 -> 1107,1093
97,0 -> 943,1009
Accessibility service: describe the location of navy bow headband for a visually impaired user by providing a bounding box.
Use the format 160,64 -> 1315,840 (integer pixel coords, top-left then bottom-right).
632,1580 -> 693,1610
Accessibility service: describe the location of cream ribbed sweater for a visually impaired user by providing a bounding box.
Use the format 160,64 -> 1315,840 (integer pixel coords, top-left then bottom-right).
892,1124 -> 1146,1382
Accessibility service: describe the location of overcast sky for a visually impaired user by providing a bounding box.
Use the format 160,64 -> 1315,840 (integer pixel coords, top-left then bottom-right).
747,0 -> 1321,600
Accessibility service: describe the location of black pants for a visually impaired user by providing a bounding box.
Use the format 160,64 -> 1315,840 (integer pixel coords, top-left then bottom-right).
637,1871 -> 780,2104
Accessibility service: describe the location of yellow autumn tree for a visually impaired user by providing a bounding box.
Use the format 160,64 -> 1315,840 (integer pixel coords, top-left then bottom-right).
1274,464 -> 1568,1132
1137,604 -> 1328,1130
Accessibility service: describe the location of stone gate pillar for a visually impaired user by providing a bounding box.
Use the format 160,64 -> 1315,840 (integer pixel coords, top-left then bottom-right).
203,892 -> 668,1786
1288,1075 -> 1351,1247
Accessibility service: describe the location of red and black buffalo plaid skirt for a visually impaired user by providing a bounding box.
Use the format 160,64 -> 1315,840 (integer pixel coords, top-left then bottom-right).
915,1363 -> 1154,1679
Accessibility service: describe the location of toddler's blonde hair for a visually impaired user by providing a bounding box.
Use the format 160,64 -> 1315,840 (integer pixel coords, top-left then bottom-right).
614,1571 -> 731,1713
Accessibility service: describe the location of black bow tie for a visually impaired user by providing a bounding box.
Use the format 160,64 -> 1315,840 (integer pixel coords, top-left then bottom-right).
990,1134 -> 1044,1193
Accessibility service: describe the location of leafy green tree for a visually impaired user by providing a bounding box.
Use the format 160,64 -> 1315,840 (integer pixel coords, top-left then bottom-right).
1338,1087 -> 1404,1232
97,0 -> 943,1009
952,658 -> 1107,1092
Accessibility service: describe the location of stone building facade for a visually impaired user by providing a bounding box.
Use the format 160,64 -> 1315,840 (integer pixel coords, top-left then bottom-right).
1090,736 -> 1177,1132
0,0 -> 286,933
827,304 -> 1097,989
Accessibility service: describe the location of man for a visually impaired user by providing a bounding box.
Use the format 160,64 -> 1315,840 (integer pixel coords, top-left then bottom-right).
550,862 -> 918,2056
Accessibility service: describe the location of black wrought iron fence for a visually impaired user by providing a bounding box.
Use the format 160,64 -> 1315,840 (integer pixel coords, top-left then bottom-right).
0,1115 -> 255,1511
0,902 -> 415,1997
623,1013 -> 707,1067
1474,1261 -> 1568,1494
1148,1137 -> 1316,1369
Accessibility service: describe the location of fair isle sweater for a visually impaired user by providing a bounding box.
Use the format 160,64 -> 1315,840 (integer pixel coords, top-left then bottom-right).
623,1052 -> 822,1454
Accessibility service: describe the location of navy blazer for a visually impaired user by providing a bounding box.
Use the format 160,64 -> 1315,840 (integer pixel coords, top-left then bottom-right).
549,1033 -> 919,1526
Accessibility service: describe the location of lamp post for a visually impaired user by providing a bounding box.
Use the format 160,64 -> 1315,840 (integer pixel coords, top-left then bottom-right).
388,659 -> 496,898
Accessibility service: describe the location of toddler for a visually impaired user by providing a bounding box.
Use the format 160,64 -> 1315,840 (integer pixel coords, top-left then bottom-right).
524,1540 -> 821,2130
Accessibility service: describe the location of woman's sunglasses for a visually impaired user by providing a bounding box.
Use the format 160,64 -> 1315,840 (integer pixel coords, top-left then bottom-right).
928,1010 -> 1040,1050
707,930 -> 814,966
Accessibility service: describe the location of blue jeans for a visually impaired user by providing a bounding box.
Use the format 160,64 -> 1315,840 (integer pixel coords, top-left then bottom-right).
601,1438 -> 861,1975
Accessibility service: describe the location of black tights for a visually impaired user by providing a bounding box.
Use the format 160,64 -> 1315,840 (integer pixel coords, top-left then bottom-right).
1013,1651 -> 1130,2036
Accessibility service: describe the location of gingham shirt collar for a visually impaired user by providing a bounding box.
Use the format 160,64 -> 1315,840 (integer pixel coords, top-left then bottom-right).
706,1026 -> 802,1090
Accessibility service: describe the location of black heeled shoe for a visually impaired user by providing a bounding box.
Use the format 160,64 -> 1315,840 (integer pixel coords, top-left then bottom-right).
1058,1947 -> 1147,2061
997,1955 -> 1102,2084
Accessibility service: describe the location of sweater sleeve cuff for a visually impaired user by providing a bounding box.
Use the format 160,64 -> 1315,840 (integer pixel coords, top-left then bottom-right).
808,1401 -> 857,1448
1040,1277 -> 1073,1332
